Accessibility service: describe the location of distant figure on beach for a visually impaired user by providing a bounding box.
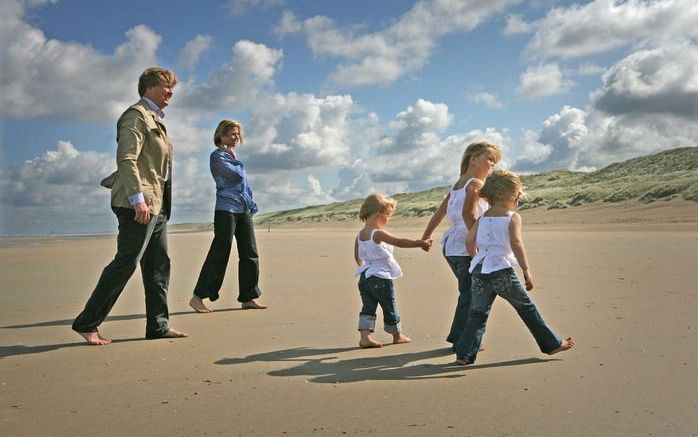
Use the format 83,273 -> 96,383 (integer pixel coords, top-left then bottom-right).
421,141 -> 500,350
189,120 -> 266,313
454,169 -> 574,364
354,193 -> 433,348
72,67 -> 187,345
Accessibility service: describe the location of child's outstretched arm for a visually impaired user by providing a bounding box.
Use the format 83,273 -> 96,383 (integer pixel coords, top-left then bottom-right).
421,193 -> 449,240
465,219 -> 480,257
462,178 -> 485,229
354,237 -> 364,267
509,212 -> 534,290
374,230 -> 433,252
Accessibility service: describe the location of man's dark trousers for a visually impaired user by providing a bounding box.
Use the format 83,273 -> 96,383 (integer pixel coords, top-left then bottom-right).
72,207 -> 170,338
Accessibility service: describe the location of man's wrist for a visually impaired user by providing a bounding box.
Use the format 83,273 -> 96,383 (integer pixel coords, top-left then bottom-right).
128,192 -> 145,206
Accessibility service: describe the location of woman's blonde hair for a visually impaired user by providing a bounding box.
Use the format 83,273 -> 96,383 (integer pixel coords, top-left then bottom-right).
460,141 -> 501,175
138,67 -> 177,97
359,193 -> 397,222
479,168 -> 522,205
213,120 -> 244,148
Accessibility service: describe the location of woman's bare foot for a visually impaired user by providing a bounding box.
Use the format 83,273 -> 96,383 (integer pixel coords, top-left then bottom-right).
392,333 -> 411,344
77,331 -> 111,345
161,328 -> 188,338
189,295 -> 211,313
241,300 -> 267,309
548,337 -> 574,355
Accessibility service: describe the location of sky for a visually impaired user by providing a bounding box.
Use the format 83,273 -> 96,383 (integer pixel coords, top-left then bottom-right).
1,0 -> 697,235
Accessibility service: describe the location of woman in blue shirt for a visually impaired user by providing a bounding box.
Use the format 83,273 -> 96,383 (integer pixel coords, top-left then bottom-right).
189,120 -> 266,312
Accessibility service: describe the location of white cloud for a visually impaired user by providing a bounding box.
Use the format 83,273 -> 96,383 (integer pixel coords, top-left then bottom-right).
467,91 -> 506,109
178,35 -> 213,71
251,174 -> 333,212
524,0 -> 698,59
0,2 -> 160,121
0,141 -> 115,235
574,62 -> 606,76
279,0 -> 520,87
513,44 -> 698,172
516,63 -> 574,97
243,93 -> 355,171
502,14 -> 533,35
334,99 -> 510,199
592,42 -> 698,118
176,40 -> 283,111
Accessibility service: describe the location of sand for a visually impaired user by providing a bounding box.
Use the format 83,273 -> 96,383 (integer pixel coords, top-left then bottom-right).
1,202 -> 697,436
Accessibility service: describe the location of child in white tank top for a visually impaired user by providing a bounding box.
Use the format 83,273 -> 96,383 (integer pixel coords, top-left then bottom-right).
354,193 -> 433,348
454,169 -> 574,364
421,141 -> 500,349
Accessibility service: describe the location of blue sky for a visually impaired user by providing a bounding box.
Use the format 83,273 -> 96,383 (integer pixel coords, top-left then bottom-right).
1,0 -> 697,235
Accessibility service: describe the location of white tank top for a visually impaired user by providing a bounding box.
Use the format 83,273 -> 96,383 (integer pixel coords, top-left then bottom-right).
469,212 -> 519,274
354,229 -> 403,279
441,178 -> 489,256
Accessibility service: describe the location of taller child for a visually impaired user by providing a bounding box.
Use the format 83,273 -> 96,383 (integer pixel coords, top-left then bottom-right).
421,141 -> 500,349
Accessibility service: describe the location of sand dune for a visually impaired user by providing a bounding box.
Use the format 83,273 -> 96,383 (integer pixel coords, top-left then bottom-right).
1,205 -> 697,435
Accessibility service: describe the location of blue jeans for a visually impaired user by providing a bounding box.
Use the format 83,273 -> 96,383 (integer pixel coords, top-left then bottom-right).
455,265 -> 562,362
357,273 -> 401,334
445,255 -> 472,347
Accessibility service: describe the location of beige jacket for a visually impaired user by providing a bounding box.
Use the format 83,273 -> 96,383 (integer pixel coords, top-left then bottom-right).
101,99 -> 173,219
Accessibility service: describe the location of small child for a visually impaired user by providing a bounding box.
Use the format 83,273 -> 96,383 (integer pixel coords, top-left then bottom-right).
454,169 -> 574,364
354,193 -> 433,348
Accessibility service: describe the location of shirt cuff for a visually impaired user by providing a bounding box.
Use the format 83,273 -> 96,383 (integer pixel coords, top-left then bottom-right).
128,191 -> 145,206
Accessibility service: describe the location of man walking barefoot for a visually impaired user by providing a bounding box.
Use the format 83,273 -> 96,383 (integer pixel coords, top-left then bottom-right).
72,67 -> 187,344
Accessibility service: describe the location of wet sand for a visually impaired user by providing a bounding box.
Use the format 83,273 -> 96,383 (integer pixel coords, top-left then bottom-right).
1,202 -> 697,436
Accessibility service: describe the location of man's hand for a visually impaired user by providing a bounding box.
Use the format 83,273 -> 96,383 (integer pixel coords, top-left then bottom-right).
134,201 -> 151,224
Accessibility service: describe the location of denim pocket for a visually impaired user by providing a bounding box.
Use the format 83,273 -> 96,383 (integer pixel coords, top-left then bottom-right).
362,276 -> 389,292
490,274 -> 514,298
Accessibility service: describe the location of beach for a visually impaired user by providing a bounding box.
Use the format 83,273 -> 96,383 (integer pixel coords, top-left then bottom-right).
1,202 -> 697,436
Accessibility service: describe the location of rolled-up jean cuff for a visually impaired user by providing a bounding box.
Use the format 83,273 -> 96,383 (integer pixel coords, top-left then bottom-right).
358,315 -> 376,332
383,323 -> 400,335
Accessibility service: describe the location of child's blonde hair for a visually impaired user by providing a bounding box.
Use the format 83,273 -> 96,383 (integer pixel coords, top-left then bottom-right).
359,193 -> 397,222
479,169 -> 522,205
460,141 -> 501,175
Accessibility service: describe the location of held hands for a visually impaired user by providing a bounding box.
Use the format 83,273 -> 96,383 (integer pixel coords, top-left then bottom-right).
134,201 -> 151,224
418,238 -> 434,252
523,269 -> 534,291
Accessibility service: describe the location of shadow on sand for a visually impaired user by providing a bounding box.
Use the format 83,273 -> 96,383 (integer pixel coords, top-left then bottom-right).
0,337 -> 146,359
1,307 -> 244,329
216,346 -> 560,383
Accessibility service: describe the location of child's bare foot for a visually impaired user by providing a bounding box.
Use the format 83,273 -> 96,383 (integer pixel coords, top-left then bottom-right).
161,328 -> 188,338
392,333 -> 411,344
241,300 -> 267,309
359,338 -> 383,348
548,337 -> 574,355
77,331 -> 111,345
189,295 -> 211,313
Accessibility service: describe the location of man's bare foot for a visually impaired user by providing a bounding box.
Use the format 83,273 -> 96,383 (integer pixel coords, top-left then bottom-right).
359,337 -> 383,348
548,337 -> 574,355
189,295 -> 211,313
241,300 -> 267,309
77,331 -> 111,345
453,358 -> 474,366
392,333 -> 411,344
161,328 -> 188,338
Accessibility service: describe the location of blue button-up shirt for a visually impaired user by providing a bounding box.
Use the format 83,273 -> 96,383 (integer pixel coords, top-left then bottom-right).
210,149 -> 258,214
